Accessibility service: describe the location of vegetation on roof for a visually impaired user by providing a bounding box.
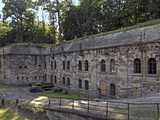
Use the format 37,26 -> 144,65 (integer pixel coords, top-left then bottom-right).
64,19 -> 160,44
86,19 -> 160,39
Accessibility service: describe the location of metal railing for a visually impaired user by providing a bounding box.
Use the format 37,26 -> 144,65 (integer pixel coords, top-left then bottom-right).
45,97 -> 160,120
1,97 -> 160,120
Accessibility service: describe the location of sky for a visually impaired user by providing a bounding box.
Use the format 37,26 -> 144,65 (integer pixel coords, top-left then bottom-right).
0,0 -> 79,22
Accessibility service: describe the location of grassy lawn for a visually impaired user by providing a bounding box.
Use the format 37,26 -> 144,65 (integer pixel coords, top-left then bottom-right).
0,83 -> 21,90
0,108 -> 29,120
33,91 -> 85,100
0,84 -> 13,89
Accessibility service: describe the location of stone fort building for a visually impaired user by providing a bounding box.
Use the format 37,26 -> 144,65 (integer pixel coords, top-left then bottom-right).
0,24 -> 160,98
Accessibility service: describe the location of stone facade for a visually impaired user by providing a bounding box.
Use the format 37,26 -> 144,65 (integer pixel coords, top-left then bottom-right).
0,44 -> 50,85
1,24 -> 160,98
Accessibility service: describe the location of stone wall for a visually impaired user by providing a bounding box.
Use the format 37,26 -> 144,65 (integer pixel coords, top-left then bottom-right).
1,24 -> 160,98
46,109 -> 106,120
51,42 -> 160,98
50,24 -> 160,98
0,44 -> 51,85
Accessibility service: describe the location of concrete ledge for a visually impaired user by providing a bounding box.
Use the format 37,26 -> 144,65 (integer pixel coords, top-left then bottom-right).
46,107 -> 111,120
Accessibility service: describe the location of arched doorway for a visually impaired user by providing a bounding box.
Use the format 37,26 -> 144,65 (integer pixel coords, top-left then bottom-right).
110,84 -> 116,97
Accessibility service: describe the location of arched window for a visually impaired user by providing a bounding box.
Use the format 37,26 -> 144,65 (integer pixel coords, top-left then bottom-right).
110,59 -> 116,72
85,60 -> 89,71
78,61 -> 82,71
51,61 -> 53,70
55,76 -> 57,84
63,77 -> 65,85
54,61 -> 57,69
63,61 -> 65,70
110,84 -> 116,97
34,76 -> 37,80
67,77 -> 70,87
85,80 -> 89,90
50,75 -> 53,84
148,58 -> 157,74
100,59 -> 106,72
67,61 -> 70,70
78,79 -> 82,89
134,58 -> 141,73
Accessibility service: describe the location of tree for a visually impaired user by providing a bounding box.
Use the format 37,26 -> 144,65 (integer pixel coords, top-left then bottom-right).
79,0 -> 103,35
2,0 -> 160,43
2,0 -> 34,42
62,0 -> 103,40
62,5 -> 82,40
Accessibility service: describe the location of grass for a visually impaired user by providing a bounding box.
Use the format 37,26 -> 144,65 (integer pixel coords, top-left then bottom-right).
0,108 -> 19,120
0,108 -> 29,120
33,91 -> 84,100
0,84 -> 15,90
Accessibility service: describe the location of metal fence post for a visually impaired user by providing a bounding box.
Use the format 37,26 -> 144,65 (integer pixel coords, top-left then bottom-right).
59,97 -> 62,108
157,103 -> 159,120
1,98 -> 4,106
16,99 -> 19,106
48,98 -> 51,108
72,99 -> 74,110
87,98 -> 89,112
128,103 -> 130,120
106,101 -> 109,119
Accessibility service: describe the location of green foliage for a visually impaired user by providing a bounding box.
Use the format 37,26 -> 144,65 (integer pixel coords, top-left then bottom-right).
0,107 -> 29,120
1,0 -> 160,44
1,0 -> 57,45
0,22 -> 11,37
33,91 -> 83,99
61,0 -> 160,41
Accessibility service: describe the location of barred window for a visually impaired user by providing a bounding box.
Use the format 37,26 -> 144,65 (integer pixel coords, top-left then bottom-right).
54,61 -> 57,69
67,61 -> 70,70
55,76 -> 57,84
50,75 -> 53,84
63,77 -> 65,85
134,58 -> 141,73
78,79 -> 82,88
35,56 -> 38,65
110,84 -> 116,96
63,61 -> 65,70
67,77 -> 70,86
78,61 -> 82,71
85,60 -> 89,71
100,59 -> 106,72
110,59 -> 116,72
148,58 -> 156,74
51,61 -> 53,70
85,80 -> 89,90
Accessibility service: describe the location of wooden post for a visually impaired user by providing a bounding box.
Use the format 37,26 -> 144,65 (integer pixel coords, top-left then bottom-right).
1,98 -> 4,106
157,103 -> 159,120
59,97 -> 62,108
128,103 -> 130,120
87,98 -> 89,112
72,99 -> 74,110
48,98 -> 51,108
106,101 -> 109,119
16,99 -> 19,106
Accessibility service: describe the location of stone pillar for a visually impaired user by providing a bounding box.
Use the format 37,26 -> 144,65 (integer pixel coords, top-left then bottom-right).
141,46 -> 147,96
